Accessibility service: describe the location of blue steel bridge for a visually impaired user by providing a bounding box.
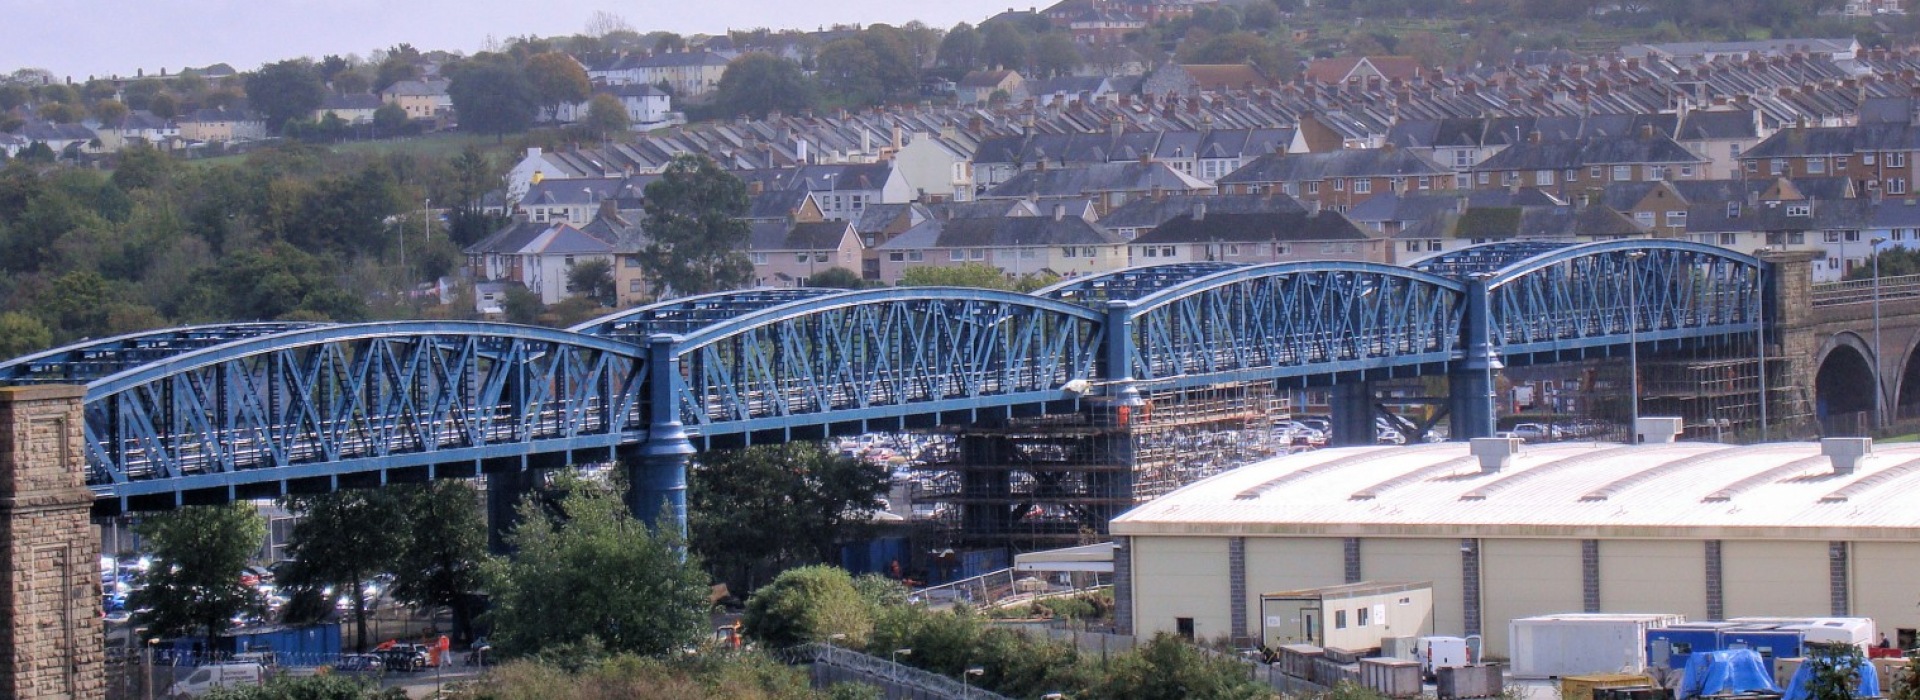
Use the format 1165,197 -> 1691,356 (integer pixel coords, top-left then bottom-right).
0,240 -> 1766,531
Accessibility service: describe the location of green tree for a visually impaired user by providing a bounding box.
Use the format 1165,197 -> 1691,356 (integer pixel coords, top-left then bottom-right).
981,23 -> 1031,71
245,59 -> 329,134
565,258 -> 615,304
92,99 -> 130,124
581,93 -> 630,139
938,23 -> 983,70
741,565 -> 873,649
690,443 -> 889,592
0,311 -> 53,359
0,85 -> 29,112
279,489 -> 409,651
129,504 -> 267,650
1032,34 -> 1084,79
714,54 -> 818,120
389,481 -> 488,644
147,93 -> 179,120
202,673 -> 388,700
485,470 -> 712,657
637,154 -> 753,296
447,56 -> 537,141
112,142 -> 178,191
525,52 -> 592,123
372,103 -> 408,135
1084,632 -> 1276,700
816,38 -> 884,105
502,285 -> 543,323
1803,642 -> 1868,700
806,267 -> 867,289
898,262 -> 1014,289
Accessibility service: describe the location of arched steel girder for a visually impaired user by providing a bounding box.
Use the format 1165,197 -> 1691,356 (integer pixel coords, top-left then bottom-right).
569,288 -> 841,343
668,287 -> 1106,435
85,322 -> 650,501
1407,240 -> 1574,278
1034,262 -> 1245,307
0,323 -> 326,386
1484,239 -> 1764,356
1116,262 -> 1467,388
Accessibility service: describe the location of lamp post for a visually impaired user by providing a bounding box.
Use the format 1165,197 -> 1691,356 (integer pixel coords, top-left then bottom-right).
827,633 -> 846,668
1872,236 -> 1888,429
964,666 -> 985,700
892,648 -> 912,682
1626,250 -> 1648,442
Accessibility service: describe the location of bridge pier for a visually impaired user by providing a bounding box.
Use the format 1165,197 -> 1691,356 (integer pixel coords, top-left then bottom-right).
485,467 -> 537,554
1450,275 -> 1501,440
1330,381 -> 1376,447
625,429 -> 692,539
0,386 -> 103,700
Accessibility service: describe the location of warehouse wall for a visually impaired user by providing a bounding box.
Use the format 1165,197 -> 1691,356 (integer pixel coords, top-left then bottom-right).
1851,542 -> 1920,641
1360,538 -> 1465,640
1130,536 -> 1231,640
1243,537 -> 1346,643
1481,539 -> 1584,656
1599,539 -> 1708,620
1722,540 -> 1829,617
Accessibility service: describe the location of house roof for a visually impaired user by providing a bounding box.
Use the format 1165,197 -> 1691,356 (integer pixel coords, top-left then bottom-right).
1028,76 -> 1111,96
1302,56 -> 1422,85
1399,204 -> 1647,241
1133,210 -> 1373,244
1101,193 -> 1307,230
1175,64 -> 1273,91
1681,197 -> 1874,233
1474,133 -> 1708,170
383,79 -> 449,97
959,70 -> 1021,89
748,220 -> 855,251
878,216 -> 1121,249
1218,148 -> 1451,184
985,162 -> 1213,198
1742,124 -> 1920,159
320,93 -> 384,111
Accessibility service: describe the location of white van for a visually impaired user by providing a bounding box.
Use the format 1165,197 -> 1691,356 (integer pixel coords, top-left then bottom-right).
166,662 -> 267,698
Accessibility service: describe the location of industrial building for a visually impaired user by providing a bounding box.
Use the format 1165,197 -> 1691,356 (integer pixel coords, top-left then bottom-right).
1110,433 -> 1920,657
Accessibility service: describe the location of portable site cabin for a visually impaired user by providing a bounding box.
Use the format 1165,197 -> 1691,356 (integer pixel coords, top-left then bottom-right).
1510,613 -> 1687,679
1260,581 -> 1434,651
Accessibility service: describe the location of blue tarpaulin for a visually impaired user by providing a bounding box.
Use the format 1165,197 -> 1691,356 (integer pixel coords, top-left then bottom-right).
1680,649 -> 1782,700
1781,654 -> 1880,700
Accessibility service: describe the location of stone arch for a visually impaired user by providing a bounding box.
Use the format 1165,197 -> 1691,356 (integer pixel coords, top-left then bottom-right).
1814,331 -> 1877,435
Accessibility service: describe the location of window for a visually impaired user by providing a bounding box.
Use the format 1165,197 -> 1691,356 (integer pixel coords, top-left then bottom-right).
1788,204 -> 1811,217
1892,178 -> 1909,195
1845,230 -> 1861,242
1808,158 -> 1827,174
1503,172 -> 1520,186
1335,610 -> 1348,629
1897,229 -> 1911,241
951,250 -> 966,261
1306,181 -> 1321,194
1649,166 -> 1667,180
1141,246 -> 1157,258
1635,212 -> 1656,227
1353,179 -> 1372,194
1666,211 -> 1688,227
1728,202 -> 1741,218
1161,246 -> 1176,257
1866,153 -> 1878,166
888,252 -> 905,262
1453,150 -> 1473,168
1892,152 -> 1908,168
1358,607 -> 1372,626
751,253 -> 768,264
909,251 -> 923,262
1680,164 -> 1695,177
563,255 -> 576,267
1719,232 -> 1737,245
1731,144 -> 1743,159
1746,160 -> 1759,174
1176,617 -> 1195,641
1428,240 -> 1442,252
1406,241 -> 1422,252
970,249 -> 986,260
1419,176 -> 1432,190
629,279 -> 644,293
1613,165 -> 1632,181
624,256 -> 641,268
1061,247 -> 1078,258
1477,172 -> 1490,185
1772,158 -> 1788,175
1836,157 -> 1849,169
1591,166 -> 1603,179
1536,170 -> 1555,186
1565,169 -> 1578,182
1825,231 -> 1842,243
1227,244 -> 1241,256
795,253 -> 810,263
1332,178 -> 1345,191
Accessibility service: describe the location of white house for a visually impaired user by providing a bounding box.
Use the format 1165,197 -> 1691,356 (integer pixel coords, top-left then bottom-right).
547,84 -> 677,130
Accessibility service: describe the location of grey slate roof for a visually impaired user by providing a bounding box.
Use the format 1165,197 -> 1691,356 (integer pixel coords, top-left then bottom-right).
1682,197 -> 1875,233
1101,193 -> 1307,230
1473,134 -> 1707,170
1133,210 -> 1372,244
878,216 -> 1120,249
1742,124 -> 1920,158
1217,148 -> 1450,185
985,162 -> 1212,198
749,220 -> 855,251
1597,177 -> 1854,211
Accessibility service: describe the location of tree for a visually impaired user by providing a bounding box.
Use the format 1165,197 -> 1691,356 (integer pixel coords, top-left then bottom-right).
245,59 -> 329,134
502,285 -> 543,323
147,93 -> 178,120
524,52 -> 591,123
0,311 -> 52,360
581,93 -> 629,139
816,38 -> 885,105
690,443 -> 888,592
389,481 -> 488,643
129,504 -> 267,651
714,54 -> 818,120
938,23 -> 984,71
741,565 -> 873,649
92,99 -> 130,124
565,258 -> 615,304
806,267 -> 867,289
1032,34 -> 1084,79
1803,642 -> 1868,700
484,470 -> 711,657
1084,632 -> 1277,700
279,489 -> 409,651
981,23 -> 1031,71
372,103 -> 408,135
637,155 -> 753,296
899,263 -> 1015,289
447,56 -> 536,141
0,84 -> 28,112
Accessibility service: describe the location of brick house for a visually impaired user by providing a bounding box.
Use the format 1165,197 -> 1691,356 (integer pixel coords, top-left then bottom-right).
1215,147 -> 1455,211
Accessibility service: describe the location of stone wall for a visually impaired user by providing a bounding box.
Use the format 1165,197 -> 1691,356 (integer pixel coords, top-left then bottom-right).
0,385 -> 104,700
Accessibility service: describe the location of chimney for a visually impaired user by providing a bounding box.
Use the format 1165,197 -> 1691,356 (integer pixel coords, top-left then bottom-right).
1456,196 -> 1469,214
1194,201 -> 1207,221
1640,123 -> 1655,139
1528,130 -> 1542,144
1822,438 -> 1873,475
528,147 -> 543,158
749,180 -> 764,195
891,125 -> 902,151
1470,437 -> 1522,473
1053,204 -> 1066,221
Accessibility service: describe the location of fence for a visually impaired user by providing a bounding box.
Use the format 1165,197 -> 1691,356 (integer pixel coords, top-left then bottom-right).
1810,273 -> 1920,306
908,568 -> 1112,611
1011,624 -> 1331,696
779,643 -> 1016,700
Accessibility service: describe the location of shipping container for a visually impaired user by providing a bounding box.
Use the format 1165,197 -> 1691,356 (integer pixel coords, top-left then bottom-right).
1510,613 -> 1686,679
1277,643 -> 1324,680
1260,581 -> 1434,651
1561,673 -> 1656,700
1360,658 -> 1424,698
1648,623 -> 1740,671
1437,664 -> 1504,699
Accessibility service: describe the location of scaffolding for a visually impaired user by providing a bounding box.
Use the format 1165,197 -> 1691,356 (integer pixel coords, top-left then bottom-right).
917,382 -> 1287,552
1639,356 -> 1806,438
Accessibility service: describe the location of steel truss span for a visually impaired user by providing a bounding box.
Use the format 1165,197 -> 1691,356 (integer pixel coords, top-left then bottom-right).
1486,240 -> 1763,357
670,288 -> 1105,435
1408,240 -> 1573,278
83,322 -> 649,501
0,323 -> 325,385
1122,262 -> 1466,387
571,288 -> 841,343
1036,262 -> 1245,307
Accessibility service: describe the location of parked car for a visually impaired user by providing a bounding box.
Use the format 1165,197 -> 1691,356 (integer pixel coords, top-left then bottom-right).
377,647 -> 425,673
333,654 -> 384,675
1510,423 -> 1557,442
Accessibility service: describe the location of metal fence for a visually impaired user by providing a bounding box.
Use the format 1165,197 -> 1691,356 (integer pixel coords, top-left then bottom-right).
1810,273 -> 1920,306
778,643 -> 1015,700
908,569 -> 1112,611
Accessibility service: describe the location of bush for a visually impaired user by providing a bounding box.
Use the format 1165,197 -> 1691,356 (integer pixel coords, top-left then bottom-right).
742,565 -> 872,649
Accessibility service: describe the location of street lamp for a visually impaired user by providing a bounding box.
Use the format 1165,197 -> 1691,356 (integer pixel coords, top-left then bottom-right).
826,633 -> 846,668
964,666 -> 985,699
1625,250 -> 1648,442
1872,236 -> 1888,429
892,648 -> 912,682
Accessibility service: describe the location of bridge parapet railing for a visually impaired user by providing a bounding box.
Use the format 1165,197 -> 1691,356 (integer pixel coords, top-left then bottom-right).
1811,273 -> 1920,306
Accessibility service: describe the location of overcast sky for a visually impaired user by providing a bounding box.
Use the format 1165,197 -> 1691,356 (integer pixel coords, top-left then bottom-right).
6,0 -> 1023,80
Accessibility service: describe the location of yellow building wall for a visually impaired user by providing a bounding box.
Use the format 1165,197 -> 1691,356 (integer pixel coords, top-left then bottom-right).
1130,536 -> 1231,641
1481,539 -> 1584,657
1850,542 -> 1920,640
1360,538 -> 1464,639
1243,537 -> 1345,644
1599,539 -> 1708,620
1722,540 -> 1829,617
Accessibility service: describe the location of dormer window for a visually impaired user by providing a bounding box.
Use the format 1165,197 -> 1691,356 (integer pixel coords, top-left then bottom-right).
1787,204 -> 1811,217
1727,202 -> 1740,218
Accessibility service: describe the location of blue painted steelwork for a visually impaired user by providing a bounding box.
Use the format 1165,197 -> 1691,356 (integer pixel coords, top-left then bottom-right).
669,287 -> 1105,435
1409,241 -> 1573,278
571,288 -> 840,343
84,322 -> 649,503
0,323 -> 324,385
1119,262 -> 1466,388
1035,262 -> 1244,306
1485,240 -> 1763,357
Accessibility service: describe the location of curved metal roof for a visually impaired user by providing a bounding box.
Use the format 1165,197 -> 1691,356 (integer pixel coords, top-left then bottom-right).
1112,441 -> 1920,538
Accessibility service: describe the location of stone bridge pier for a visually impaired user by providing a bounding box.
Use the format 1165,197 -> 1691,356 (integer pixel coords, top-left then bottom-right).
0,385 -> 103,699
1769,250 -> 1920,435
